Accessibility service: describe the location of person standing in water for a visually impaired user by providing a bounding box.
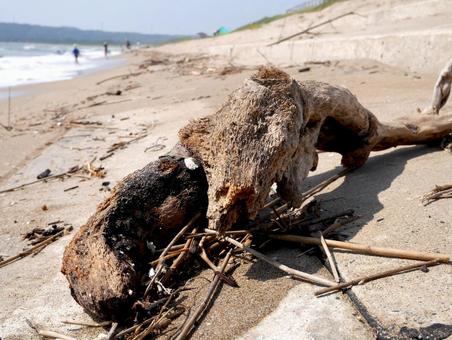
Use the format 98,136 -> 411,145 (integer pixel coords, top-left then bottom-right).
72,45 -> 80,64
103,42 -> 109,58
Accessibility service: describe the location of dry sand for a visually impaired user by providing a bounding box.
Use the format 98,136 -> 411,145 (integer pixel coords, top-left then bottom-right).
0,0 -> 451,339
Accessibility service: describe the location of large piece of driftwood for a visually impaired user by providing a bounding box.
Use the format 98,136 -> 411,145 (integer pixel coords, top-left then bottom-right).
61,147 -> 208,321
180,67 -> 452,232
62,67 -> 452,321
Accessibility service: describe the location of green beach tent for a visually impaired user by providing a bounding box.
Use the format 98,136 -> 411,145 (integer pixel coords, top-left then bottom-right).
215,26 -> 230,36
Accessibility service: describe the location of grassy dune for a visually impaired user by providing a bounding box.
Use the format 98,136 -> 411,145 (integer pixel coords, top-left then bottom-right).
235,0 -> 342,31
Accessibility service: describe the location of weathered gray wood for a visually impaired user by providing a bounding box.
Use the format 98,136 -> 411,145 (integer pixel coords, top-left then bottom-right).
180,67 -> 452,232
422,58 -> 452,114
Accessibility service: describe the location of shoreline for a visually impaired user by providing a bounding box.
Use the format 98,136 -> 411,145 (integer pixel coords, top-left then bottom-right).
0,51 -> 142,185
0,54 -> 125,101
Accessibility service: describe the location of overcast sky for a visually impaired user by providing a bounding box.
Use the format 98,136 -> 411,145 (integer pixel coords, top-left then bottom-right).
0,0 -> 309,35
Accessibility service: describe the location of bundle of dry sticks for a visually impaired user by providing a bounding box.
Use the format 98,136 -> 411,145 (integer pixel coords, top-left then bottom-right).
109,170 -> 448,340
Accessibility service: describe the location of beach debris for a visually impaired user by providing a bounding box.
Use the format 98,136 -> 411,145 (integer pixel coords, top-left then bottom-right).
62,320 -> 111,328
106,88 -> 122,96
124,83 -> 142,92
96,71 -> 147,85
84,159 -> 106,178
38,329 -> 77,340
67,159 -> 106,178
0,225 -> 72,269
421,183 -> 452,205
37,168 -> 52,179
315,259 -> 441,296
101,130 -> 149,159
70,120 -> 103,126
106,322 -> 118,340
305,60 -> 333,67
61,67 -> 452,334
99,152 -> 114,161
440,133 -> 452,152
0,172 -> 69,194
0,122 -> 14,131
144,136 -> 167,152
62,150 -> 208,321
41,204 -> 48,211
219,64 -> 246,76
23,224 -> 65,244
100,181 -> 111,192
64,185 -> 79,192
319,233 -> 340,282
179,67 -> 452,232
0,162 -> 105,194
175,250 -> 234,340
298,66 -> 311,73
270,234 -> 449,263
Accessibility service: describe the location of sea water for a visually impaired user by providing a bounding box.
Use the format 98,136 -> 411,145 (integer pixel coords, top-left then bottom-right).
0,42 -> 122,89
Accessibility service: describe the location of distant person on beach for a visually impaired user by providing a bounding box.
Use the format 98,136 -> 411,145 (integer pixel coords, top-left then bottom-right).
126,40 -> 131,49
103,42 -> 109,58
72,45 -> 80,64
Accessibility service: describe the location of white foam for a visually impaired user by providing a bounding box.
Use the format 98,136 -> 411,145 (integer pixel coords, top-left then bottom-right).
0,45 -> 121,88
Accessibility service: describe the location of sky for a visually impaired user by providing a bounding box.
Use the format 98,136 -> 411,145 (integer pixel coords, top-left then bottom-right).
0,0 -> 309,35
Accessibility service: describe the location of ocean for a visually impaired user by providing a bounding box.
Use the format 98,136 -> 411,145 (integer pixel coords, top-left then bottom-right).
0,42 -> 122,90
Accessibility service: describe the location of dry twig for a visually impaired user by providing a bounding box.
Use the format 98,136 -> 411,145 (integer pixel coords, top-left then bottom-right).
37,330 -> 76,340
315,259 -> 441,296
144,213 -> 201,296
106,322 -> 118,340
175,250 -> 234,340
0,227 -> 72,269
0,172 -> 70,194
205,230 -> 335,287
271,234 -> 449,262
421,184 -> 452,205
320,234 -> 340,283
62,320 -> 111,328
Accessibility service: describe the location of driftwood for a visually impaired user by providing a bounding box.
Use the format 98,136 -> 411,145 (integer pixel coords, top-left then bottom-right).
62,67 -> 452,322
179,67 -> 452,232
61,147 -> 208,321
422,58 -> 452,115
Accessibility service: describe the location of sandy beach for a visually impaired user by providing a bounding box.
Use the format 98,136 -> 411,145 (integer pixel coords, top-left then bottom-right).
1,0 -> 451,339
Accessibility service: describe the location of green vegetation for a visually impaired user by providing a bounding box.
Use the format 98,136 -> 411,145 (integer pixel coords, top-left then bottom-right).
234,0 -> 342,32
155,35 -> 195,47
